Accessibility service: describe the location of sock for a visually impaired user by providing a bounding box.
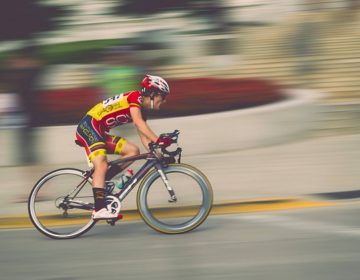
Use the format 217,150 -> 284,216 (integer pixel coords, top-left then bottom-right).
93,188 -> 106,211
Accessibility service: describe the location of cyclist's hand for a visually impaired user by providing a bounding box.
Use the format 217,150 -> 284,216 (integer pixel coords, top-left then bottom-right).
156,136 -> 172,147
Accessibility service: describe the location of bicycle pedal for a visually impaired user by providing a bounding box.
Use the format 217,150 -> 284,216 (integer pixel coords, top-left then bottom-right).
106,214 -> 123,225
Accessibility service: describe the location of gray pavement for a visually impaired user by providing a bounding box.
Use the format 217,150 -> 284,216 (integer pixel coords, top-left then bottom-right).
2,203 -> 360,280
1,133 -> 360,217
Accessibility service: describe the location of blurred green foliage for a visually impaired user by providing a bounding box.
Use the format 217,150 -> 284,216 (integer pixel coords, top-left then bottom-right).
0,39 -> 126,65
40,39 -> 125,64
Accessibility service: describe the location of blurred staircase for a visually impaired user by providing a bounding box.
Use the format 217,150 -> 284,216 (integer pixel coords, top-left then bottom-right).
157,5 -> 360,137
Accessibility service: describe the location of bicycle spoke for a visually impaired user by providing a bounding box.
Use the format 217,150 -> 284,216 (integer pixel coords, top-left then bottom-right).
28,169 -> 96,239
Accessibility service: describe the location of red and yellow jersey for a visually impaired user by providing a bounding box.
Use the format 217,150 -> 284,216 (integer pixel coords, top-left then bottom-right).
86,91 -> 143,130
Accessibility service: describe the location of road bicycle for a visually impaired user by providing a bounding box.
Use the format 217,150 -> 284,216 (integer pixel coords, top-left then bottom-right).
28,130 -> 213,239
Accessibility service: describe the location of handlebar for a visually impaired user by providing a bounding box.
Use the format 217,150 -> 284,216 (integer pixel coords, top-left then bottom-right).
158,129 -> 180,140
148,130 -> 182,158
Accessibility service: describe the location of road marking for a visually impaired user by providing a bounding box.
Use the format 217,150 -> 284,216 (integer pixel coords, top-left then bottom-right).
211,198 -> 335,215
0,198 -> 337,229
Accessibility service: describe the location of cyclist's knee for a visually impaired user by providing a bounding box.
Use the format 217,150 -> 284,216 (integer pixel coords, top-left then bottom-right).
128,146 -> 140,157
122,143 -> 140,157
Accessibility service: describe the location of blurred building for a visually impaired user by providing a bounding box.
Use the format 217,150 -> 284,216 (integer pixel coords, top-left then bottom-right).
26,1 -> 358,102
1,0 -> 359,132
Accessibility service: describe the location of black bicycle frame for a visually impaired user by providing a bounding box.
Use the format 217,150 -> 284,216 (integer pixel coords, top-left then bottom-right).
68,153 -> 162,209
103,152 -> 167,202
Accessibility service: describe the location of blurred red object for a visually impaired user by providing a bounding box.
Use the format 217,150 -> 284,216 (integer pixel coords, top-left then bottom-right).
156,78 -> 285,118
36,87 -> 104,126
35,78 -> 285,126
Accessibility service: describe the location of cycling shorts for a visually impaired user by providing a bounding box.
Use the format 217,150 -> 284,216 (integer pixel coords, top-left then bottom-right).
75,115 -> 127,162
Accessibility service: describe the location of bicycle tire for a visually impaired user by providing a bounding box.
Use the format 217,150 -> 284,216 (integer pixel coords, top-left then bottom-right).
28,168 -> 96,239
136,163 -> 213,234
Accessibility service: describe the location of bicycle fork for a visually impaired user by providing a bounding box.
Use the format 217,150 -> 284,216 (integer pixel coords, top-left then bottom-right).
157,168 -> 177,203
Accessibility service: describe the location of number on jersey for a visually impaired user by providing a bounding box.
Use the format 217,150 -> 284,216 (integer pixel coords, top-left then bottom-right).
102,94 -> 124,107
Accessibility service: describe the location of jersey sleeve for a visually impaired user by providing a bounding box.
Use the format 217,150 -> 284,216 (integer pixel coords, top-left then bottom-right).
127,91 -> 143,108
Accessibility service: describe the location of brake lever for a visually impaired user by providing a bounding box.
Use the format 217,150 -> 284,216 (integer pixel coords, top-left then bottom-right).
159,130 -> 180,140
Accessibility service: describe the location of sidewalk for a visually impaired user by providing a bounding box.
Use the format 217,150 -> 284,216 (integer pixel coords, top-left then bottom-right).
1,133 -> 360,218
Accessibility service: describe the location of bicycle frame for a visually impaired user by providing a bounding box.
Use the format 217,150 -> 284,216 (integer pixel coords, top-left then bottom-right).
110,152 -> 161,202
72,151 -> 174,208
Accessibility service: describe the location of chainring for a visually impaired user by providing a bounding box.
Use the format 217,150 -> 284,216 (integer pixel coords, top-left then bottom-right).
105,195 -> 121,214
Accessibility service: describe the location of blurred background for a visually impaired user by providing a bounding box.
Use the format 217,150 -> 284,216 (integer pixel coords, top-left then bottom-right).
0,0 -> 359,194
1,0 -> 359,163
1,0 -> 359,165
2,1 -> 360,278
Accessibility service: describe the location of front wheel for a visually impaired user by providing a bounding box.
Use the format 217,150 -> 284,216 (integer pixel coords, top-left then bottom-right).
137,163 -> 213,234
28,168 -> 96,239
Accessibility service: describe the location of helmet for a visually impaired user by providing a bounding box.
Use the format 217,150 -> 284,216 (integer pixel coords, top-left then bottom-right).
141,74 -> 170,98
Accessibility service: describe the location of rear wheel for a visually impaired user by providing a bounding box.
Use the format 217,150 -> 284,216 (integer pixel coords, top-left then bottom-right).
137,163 -> 213,234
28,168 -> 96,239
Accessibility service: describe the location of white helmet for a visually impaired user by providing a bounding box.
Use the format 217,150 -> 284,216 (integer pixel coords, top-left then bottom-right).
141,74 -> 170,98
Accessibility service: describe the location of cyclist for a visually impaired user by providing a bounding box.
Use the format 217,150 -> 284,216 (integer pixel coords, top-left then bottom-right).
75,74 -> 171,220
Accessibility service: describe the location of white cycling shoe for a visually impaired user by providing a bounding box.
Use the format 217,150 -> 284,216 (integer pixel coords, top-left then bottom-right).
92,208 -> 122,220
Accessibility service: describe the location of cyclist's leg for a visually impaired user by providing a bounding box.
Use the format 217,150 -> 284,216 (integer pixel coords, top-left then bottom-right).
76,116 -> 109,212
119,140 -> 140,170
91,155 -> 109,212
75,115 -> 108,163
120,139 -> 140,157
91,155 -> 108,190
105,135 -> 140,173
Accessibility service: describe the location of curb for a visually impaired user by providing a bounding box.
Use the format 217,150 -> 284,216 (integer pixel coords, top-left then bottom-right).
0,197 -> 337,230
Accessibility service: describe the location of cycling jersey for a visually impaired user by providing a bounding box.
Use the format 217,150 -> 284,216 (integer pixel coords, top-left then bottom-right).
76,91 -> 143,161
87,91 -> 143,130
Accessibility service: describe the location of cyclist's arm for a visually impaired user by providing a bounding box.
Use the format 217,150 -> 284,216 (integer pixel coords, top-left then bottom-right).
130,107 -> 158,149
138,132 -> 152,151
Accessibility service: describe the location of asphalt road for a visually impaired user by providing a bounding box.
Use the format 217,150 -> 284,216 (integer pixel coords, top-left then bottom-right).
1,202 -> 360,280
